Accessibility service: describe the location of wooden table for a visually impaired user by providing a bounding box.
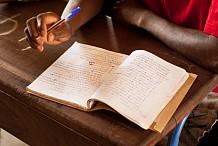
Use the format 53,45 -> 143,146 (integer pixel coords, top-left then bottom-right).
0,0 -> 218,145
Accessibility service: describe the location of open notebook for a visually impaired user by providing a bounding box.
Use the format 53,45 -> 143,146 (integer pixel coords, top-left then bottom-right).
26,42 -> 197,132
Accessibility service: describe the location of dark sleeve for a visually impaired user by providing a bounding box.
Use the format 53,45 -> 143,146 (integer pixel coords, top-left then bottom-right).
197,120 -> 218,146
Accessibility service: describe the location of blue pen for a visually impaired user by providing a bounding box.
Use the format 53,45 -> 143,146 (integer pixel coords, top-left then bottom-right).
19,7 -> 81,50
47,7 -> 81,33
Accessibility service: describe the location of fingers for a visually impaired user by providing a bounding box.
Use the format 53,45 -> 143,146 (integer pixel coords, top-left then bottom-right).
26,17 -> 39,38
36,12 -> 60,37
24,12 -> 61,51
24,27 -> 44,52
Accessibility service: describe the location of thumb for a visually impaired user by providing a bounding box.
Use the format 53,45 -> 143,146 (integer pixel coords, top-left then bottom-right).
47,23 -> 71,43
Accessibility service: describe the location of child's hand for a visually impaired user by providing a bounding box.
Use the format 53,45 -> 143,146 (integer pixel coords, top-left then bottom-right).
24,12 -> 72,52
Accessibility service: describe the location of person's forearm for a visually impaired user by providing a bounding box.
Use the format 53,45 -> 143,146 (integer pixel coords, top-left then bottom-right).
138,9 -> 218,73
62,0 -> 105,35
